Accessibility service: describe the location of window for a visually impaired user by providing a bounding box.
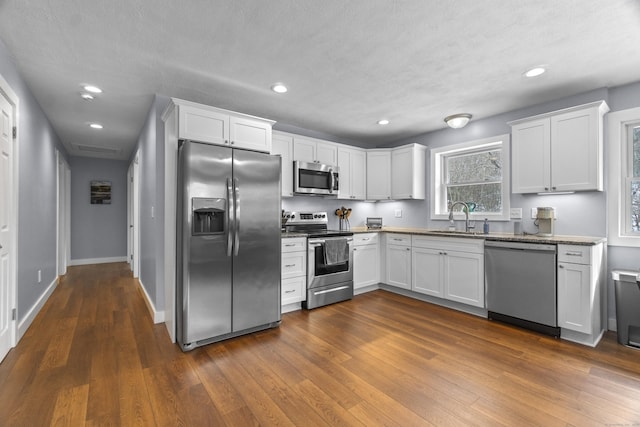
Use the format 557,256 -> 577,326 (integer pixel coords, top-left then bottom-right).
431,135 -> 510,221
608,107 -> 640,246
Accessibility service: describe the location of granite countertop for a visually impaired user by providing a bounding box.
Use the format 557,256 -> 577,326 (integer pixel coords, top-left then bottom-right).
346,226 -> 606,246
281,231 -> 307,238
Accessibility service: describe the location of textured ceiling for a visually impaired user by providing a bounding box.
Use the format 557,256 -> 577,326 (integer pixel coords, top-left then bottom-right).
1,0 -> 640,160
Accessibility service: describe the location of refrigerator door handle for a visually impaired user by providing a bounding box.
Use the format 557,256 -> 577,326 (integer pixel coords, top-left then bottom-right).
233,177 -> 240,256
226,177 -> 234,257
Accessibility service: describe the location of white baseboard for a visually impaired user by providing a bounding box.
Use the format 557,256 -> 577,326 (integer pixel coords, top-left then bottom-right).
18,276 -> 59,340
137,279 -> 165,324
69,256 -> 128,266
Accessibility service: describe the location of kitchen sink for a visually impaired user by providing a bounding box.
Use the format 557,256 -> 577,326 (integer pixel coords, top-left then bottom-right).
429,229 -> 480,236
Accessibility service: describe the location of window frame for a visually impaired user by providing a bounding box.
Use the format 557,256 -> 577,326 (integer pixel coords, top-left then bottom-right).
608,107 -> 640,247
430,134 -> 511,221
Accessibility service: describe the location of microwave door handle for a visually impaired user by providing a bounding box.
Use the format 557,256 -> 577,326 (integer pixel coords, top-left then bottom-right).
329,169 -> 335,194
226,177 -> 234,257
233,178 -> 240,256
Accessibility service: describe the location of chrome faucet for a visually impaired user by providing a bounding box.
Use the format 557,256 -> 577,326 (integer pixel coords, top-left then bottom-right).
448,201 -> 475,232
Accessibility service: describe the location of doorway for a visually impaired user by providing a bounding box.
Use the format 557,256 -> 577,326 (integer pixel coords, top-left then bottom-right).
0,74 -> 18,363
56,151 -> 70,277
127,152 -> 140,278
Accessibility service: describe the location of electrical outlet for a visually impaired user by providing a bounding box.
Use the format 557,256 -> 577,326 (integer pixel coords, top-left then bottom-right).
509,208 -> 522,219
395,209 -> 402,218
37,269 -> 41,283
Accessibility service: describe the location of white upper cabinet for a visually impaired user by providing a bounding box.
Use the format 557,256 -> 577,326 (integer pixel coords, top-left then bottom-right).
172,99 -> 274,153
338,146 -> 367,200
391,144 -> 426,200
367,150 -> 392,200
510,101 -> 609,193
293,136 -> 338,166
271,132 -> 294,197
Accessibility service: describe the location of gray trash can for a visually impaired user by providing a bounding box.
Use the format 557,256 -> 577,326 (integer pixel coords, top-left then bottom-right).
612,270 -> 640,349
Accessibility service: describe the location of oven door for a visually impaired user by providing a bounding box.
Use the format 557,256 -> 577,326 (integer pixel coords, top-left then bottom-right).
308,237 -> 353,289
294,161 -> 339,195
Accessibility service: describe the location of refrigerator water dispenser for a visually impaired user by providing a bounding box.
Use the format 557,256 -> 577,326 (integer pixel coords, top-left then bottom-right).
192,198 -> 225,235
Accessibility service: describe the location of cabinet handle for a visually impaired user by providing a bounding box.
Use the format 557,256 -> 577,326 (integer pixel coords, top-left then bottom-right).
284,264 -> 296,268
544,187 -> 549,191
362,238 -> 370,241
565,251 -> 583,257
559,265 -> 565,269
285,289 -> 296,294
393,238 -> 403,241
284,243 -> 296,247
406,248 -> 410,251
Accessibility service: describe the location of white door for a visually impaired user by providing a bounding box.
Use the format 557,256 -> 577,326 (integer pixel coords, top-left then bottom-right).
132,153 -> 140,278
0,88 -> 15,362
56,152 -> 70,276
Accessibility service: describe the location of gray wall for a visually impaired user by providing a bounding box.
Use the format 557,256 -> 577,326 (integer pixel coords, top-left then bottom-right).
0,39 -> 69,320
69,156 -> 128,261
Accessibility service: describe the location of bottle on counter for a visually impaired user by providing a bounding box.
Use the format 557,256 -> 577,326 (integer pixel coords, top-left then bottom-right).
483,218 -> 489,234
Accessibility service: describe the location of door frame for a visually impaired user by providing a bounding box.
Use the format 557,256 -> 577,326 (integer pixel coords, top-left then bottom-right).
0,73 -> 19,352
128,152 -> 140,278
56,151 -> 70,277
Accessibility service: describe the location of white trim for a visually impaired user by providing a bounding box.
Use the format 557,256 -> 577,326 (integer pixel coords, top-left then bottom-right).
0,73 -> 19,352
137,279 -> 165,324
18,277 -> 58,340
607,107 -> 640,247
430,134 -> 511,221
69,256 -> 128,266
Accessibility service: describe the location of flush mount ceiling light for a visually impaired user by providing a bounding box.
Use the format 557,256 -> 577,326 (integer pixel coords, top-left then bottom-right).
89,123 -> 103,129
523,66 -> 546,78
83,85 -> 102,93
80,93 -> 94,100
444,113 -> 472,129
271,83 -> 288,93
377,119 -> 390,125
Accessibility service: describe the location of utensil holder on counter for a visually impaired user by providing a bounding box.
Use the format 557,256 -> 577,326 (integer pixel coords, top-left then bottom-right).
339,218 -> 350,231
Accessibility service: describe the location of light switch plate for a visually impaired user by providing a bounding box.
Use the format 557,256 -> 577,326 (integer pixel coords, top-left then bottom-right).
509,208 -> 522,219
395,209 -> 402,218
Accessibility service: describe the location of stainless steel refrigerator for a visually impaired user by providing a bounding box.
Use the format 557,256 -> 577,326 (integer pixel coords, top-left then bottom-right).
176,140 -> 281,351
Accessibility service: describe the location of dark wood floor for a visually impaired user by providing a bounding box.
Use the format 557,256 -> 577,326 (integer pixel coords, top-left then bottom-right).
1,263 -> 639,426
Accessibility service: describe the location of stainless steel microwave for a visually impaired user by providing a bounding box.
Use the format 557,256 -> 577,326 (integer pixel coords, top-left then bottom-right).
293,161 -> 339,196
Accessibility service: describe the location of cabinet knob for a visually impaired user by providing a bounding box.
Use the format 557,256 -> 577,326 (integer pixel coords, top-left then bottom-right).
552,186 -> 556,190
406,248 -> 410,251
225,140 -> 229,144
559,265 -> 565,269
353,248 -> 357,251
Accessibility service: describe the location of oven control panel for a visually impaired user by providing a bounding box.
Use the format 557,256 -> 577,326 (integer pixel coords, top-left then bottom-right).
284,211 -> 328,225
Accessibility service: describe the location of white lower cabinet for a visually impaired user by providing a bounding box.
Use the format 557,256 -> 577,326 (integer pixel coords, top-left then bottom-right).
411,236 -> 485,308
386,234 -> 412,289
281,238 -> 306,311
557,243 -> 605,346
353,233 -> 380,291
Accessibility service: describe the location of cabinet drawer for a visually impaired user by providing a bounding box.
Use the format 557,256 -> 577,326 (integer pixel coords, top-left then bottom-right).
282,252 -> 306,278
386,233 -> 411,246
354,233 -> 379,246
557,244 -> 590,265
282,237 -> 306,253
412,235 -> 484,254
282,276 -> 304,305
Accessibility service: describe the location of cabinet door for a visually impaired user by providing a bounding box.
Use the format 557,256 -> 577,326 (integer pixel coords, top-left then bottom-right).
354,244 -> 379,289
391,146 -> 414,199
337,147 -> 353,200
178,106 -> 229,145
511,118 -> 550,193
272,133 -> 294,197
557,262 -> 591,334
293,137 -> 316,162
412,247 -> 443,297
386,245 -> 411,289
351,149 -> 367,200
229,116 -> 272,153
282,276 -> 304,305
445,251 -> 485,308
316,141 -> 338,166
551,108 -> 600,191
367,151 -> 391,200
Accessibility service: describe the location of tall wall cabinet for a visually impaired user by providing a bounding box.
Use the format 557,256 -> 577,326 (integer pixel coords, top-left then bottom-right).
510,101 -> 609,194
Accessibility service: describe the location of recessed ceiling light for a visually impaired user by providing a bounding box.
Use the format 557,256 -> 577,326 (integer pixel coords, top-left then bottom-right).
524,67 -> 546,78
271,83 -> 288,93
83,85 -> 102,93
377,119 -> 390,125
89,123 -> 103,129
81,93 -> 94,100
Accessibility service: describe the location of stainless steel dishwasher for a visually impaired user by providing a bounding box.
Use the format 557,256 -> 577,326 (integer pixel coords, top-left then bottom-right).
485,240 -> 559,337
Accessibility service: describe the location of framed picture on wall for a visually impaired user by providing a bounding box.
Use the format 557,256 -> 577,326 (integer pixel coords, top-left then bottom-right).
90,180 -> 111,204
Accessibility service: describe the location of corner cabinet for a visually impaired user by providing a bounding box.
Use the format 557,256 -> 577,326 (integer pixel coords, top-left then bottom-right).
510,101 -> 609,194
173,100 -> 275,153
391,144 -> 426,200
366,150 -> 392,200
557,243 -> 606,346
